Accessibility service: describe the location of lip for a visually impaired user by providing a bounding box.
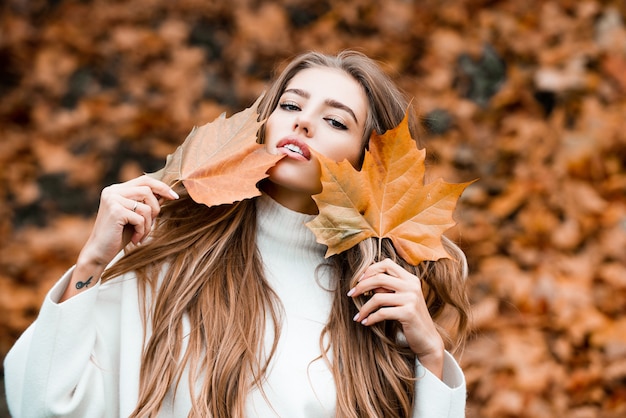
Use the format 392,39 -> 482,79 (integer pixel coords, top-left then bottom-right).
276,138 -> 311,161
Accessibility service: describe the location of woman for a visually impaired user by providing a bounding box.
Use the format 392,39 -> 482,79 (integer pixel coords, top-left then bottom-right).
4,51 -> 470,417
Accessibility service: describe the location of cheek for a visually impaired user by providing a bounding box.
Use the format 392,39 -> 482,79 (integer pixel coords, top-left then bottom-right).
263,122 -> 274,144
263,112 -> 281,144
334,139 -> 365,167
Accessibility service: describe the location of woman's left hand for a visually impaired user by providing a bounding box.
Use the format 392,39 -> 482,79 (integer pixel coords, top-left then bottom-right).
348,258 -> 445,379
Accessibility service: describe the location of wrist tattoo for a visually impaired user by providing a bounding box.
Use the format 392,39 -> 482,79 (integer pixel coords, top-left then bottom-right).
76,276 -> 93,290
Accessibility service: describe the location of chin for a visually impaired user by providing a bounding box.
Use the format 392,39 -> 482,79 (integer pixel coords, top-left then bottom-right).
267,163 -> 320,193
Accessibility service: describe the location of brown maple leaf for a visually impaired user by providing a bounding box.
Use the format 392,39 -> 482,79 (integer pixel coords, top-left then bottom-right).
306,113 -> 473,265
149,96 -> 284,207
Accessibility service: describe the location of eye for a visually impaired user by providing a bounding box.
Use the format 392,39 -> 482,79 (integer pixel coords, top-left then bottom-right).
325,117 -> 347,130
279,101 -> 300,111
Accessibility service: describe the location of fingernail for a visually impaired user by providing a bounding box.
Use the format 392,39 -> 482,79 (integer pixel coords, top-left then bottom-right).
169,189 -> 180,199
361,318 -> 368,325
353,313 -> 360,321
347,288 -> 355,297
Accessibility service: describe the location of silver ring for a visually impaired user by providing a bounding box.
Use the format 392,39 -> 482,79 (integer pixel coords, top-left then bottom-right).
132,201 -> 138,212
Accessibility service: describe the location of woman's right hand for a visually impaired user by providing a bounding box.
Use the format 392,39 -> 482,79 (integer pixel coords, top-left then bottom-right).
61,175 -> 179,301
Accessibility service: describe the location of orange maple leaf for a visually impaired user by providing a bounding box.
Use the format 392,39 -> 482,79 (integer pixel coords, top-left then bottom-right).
306,113 -> 473,265
149,96 -> 284,207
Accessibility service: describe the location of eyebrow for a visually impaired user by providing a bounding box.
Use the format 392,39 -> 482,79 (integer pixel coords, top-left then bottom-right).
283,88 -> 359,124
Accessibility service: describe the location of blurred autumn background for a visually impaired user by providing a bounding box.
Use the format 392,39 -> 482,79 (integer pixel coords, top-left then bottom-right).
1,0 -> 626,416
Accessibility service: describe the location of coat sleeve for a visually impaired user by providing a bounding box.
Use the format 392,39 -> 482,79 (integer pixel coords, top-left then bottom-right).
412,351 -> 467,417
4,267 -> 109,418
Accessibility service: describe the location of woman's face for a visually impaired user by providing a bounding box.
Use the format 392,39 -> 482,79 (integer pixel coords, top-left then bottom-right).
263,67 -> 368,213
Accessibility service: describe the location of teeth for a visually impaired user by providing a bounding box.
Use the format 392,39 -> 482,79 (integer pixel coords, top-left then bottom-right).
284,143 -> 304,155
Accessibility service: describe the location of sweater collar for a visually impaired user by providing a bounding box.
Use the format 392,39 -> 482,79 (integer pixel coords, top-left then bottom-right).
255,193 -> 327,261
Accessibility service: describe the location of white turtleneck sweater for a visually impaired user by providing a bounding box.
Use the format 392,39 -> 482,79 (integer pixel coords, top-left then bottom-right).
4,194 -> 466,417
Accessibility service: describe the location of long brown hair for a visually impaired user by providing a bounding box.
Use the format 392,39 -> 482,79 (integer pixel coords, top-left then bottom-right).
103,50 -> 470,417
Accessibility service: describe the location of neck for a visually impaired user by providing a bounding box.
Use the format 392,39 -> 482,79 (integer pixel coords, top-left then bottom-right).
260,181 -> 319,215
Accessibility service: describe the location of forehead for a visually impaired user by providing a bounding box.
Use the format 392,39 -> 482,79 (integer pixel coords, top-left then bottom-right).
285,67 -> 368,114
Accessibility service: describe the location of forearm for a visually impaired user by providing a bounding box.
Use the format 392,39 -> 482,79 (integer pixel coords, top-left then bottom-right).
408,330 -> 446,381
60,256 -> 107,302
418,349 -> 445,380
59,233 -> 119,302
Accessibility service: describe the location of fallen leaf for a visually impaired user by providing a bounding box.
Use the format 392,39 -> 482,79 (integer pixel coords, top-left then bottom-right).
306,113 -> 473,265
149,95 -> 284,207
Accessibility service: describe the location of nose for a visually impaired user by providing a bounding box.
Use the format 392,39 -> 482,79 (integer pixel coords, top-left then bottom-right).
294,116 -> 313,137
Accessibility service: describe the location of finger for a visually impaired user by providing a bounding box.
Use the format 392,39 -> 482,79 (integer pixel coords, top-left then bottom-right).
108,176 -> 179,220
348,275 -> 396,297
129,213 -> 150,245
114,197 -> 146,242
122,185 -> 164,219
116,207 -> 147,246
358,305 -> 407,327
357,260 -> 421,295
349,270 -> 418,298
129,188 -> 158,214
106,196 -> 148,246
127,175 -> 180,201
363,258 -> 413,281
128,199 -> 153,242
354,292 -> 411,323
